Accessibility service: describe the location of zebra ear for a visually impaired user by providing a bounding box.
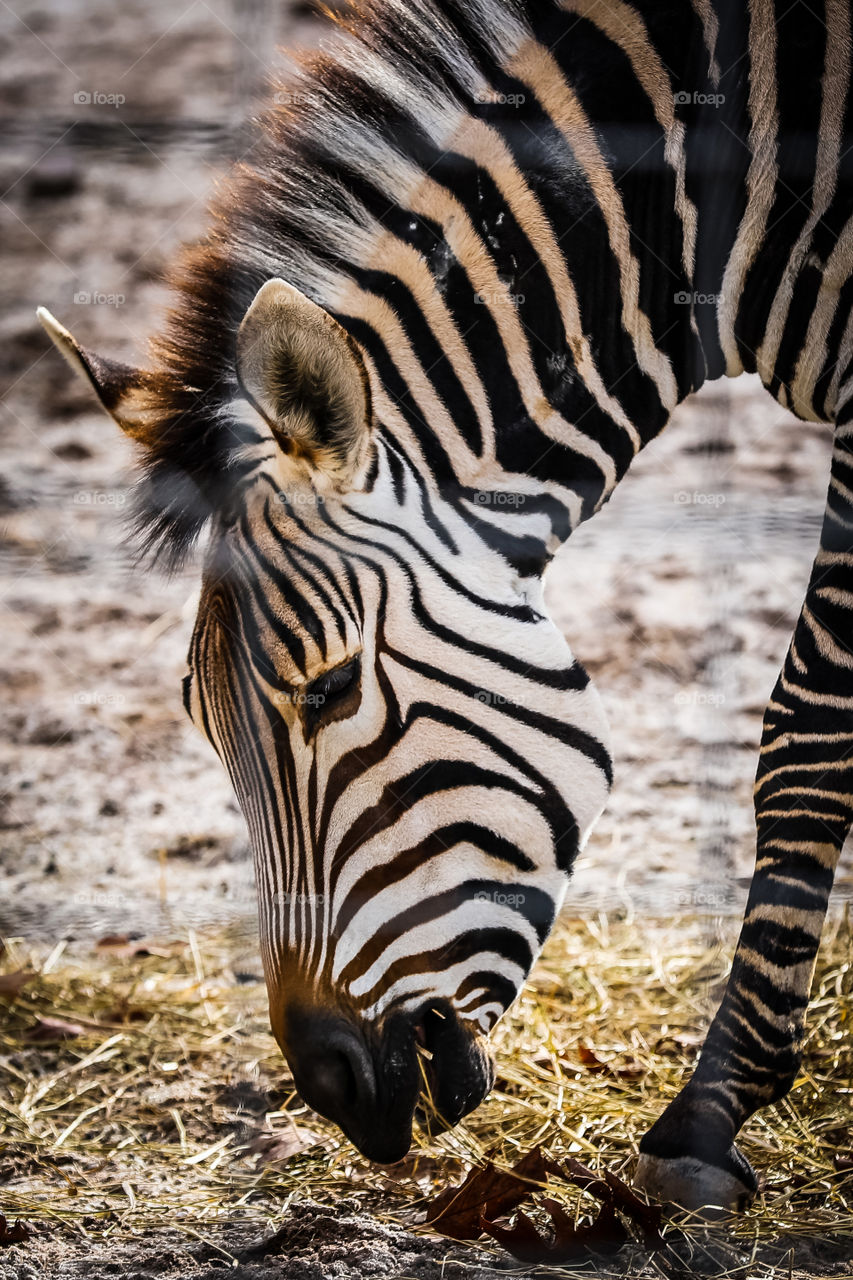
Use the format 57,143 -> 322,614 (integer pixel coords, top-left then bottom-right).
36,306 -> 157,437
236,279 -> 372,485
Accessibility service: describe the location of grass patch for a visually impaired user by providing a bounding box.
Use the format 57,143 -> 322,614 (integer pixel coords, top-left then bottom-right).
1,908 -> 851,1264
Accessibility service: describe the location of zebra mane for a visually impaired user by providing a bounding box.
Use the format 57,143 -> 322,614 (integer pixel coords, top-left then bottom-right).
133,0 -> 528,568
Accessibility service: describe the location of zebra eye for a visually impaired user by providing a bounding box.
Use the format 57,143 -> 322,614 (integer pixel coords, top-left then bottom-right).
308,655 -> 360,701
302,655 -> 361,731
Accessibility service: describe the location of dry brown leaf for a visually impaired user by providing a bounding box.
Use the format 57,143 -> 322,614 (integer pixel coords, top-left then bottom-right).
576,1044 -> 646,1081
563,1158 -> 663,1247
480,1159 -> 662,1263
427,1146 -> 663,1259
562,1155 -> 611,1198
95,935 -> 186,958
0,970 -> 36,998
424,1145 -> 563,1240
478,1207 -> 547,1258
0,1214 -> 31,1246
482,1196 -> 628,1263
246,1126 -> 323,1163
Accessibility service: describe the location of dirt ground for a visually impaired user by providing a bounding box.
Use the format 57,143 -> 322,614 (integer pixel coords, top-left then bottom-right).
2,1 -> 853,1277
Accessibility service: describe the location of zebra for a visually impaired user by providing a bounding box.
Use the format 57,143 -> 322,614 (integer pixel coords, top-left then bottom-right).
37,0 -> 853,1212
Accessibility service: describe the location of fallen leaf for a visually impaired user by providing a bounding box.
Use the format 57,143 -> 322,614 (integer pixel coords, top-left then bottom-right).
601,1169 -> 664,1246
482,1197 -> 628,1263
426,1147 -> 663,1260
25,1016 -> 85,1042
96,935 -> 185,959
563,1158 -> 663,1247
0,970 -> 36,997
0,1214 -> 31,1246
576,1044 -> 645,1081
424,1146 -> 564,1240
479,1208 -> 548,1259
96,933 -> 131,949
562,1155 -> 611,1199
577,1044 -> 609,1074
246,1126 -> 323,1163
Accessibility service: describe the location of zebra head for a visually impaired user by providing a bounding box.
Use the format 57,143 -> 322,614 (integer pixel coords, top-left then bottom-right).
39,281 -> 613,1162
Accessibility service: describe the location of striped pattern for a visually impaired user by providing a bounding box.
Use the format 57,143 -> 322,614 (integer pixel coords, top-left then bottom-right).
50,0 -> 853,1195
184,446 -> 613,1034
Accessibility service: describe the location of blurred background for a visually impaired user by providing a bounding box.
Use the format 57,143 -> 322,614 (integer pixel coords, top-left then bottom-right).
1,0 -> 849,948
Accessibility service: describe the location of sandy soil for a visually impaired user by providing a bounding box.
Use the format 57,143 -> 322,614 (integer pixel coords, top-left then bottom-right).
2,1 -> 853,1276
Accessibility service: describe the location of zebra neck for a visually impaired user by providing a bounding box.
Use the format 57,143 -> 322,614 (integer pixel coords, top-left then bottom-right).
335,0 -> 750,552
135,0 -> 798,566
361,432 -> 565,579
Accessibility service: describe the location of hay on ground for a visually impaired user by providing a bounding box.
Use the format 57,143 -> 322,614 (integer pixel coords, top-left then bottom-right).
0,907 -> 851,1264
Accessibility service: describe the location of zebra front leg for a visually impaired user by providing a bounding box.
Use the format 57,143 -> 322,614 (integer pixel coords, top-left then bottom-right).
636,465 -> 853,1211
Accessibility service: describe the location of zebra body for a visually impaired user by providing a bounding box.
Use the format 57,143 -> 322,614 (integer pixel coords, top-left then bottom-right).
39,0 -> 853,1210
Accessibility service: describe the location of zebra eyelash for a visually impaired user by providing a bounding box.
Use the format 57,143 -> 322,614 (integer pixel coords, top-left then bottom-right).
305,654 -> 362,704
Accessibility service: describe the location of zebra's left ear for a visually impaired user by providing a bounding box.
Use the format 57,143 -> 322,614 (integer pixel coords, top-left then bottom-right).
236,278 -> 373,486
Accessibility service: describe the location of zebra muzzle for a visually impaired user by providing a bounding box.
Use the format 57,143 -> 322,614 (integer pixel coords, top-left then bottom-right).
278,1000 -> 494,1163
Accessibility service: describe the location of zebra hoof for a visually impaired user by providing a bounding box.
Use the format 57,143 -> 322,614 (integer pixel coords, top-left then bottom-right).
634,1146 -> 757,1215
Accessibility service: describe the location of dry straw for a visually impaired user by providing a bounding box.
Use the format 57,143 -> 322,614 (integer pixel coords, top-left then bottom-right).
1,906 -> 851,1266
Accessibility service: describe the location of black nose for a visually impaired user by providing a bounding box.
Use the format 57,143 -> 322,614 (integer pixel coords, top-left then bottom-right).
280,1001 -> 495,1163
291,1018 -> 376,1125
282,1006 -> 419,1164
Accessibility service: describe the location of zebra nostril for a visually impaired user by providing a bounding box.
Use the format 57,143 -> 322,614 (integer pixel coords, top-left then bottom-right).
282,1007 -> 378,1128
309,1047 -> 358,1115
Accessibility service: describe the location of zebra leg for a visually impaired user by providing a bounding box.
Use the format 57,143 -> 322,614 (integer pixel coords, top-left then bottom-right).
636,442 -> 853,1211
